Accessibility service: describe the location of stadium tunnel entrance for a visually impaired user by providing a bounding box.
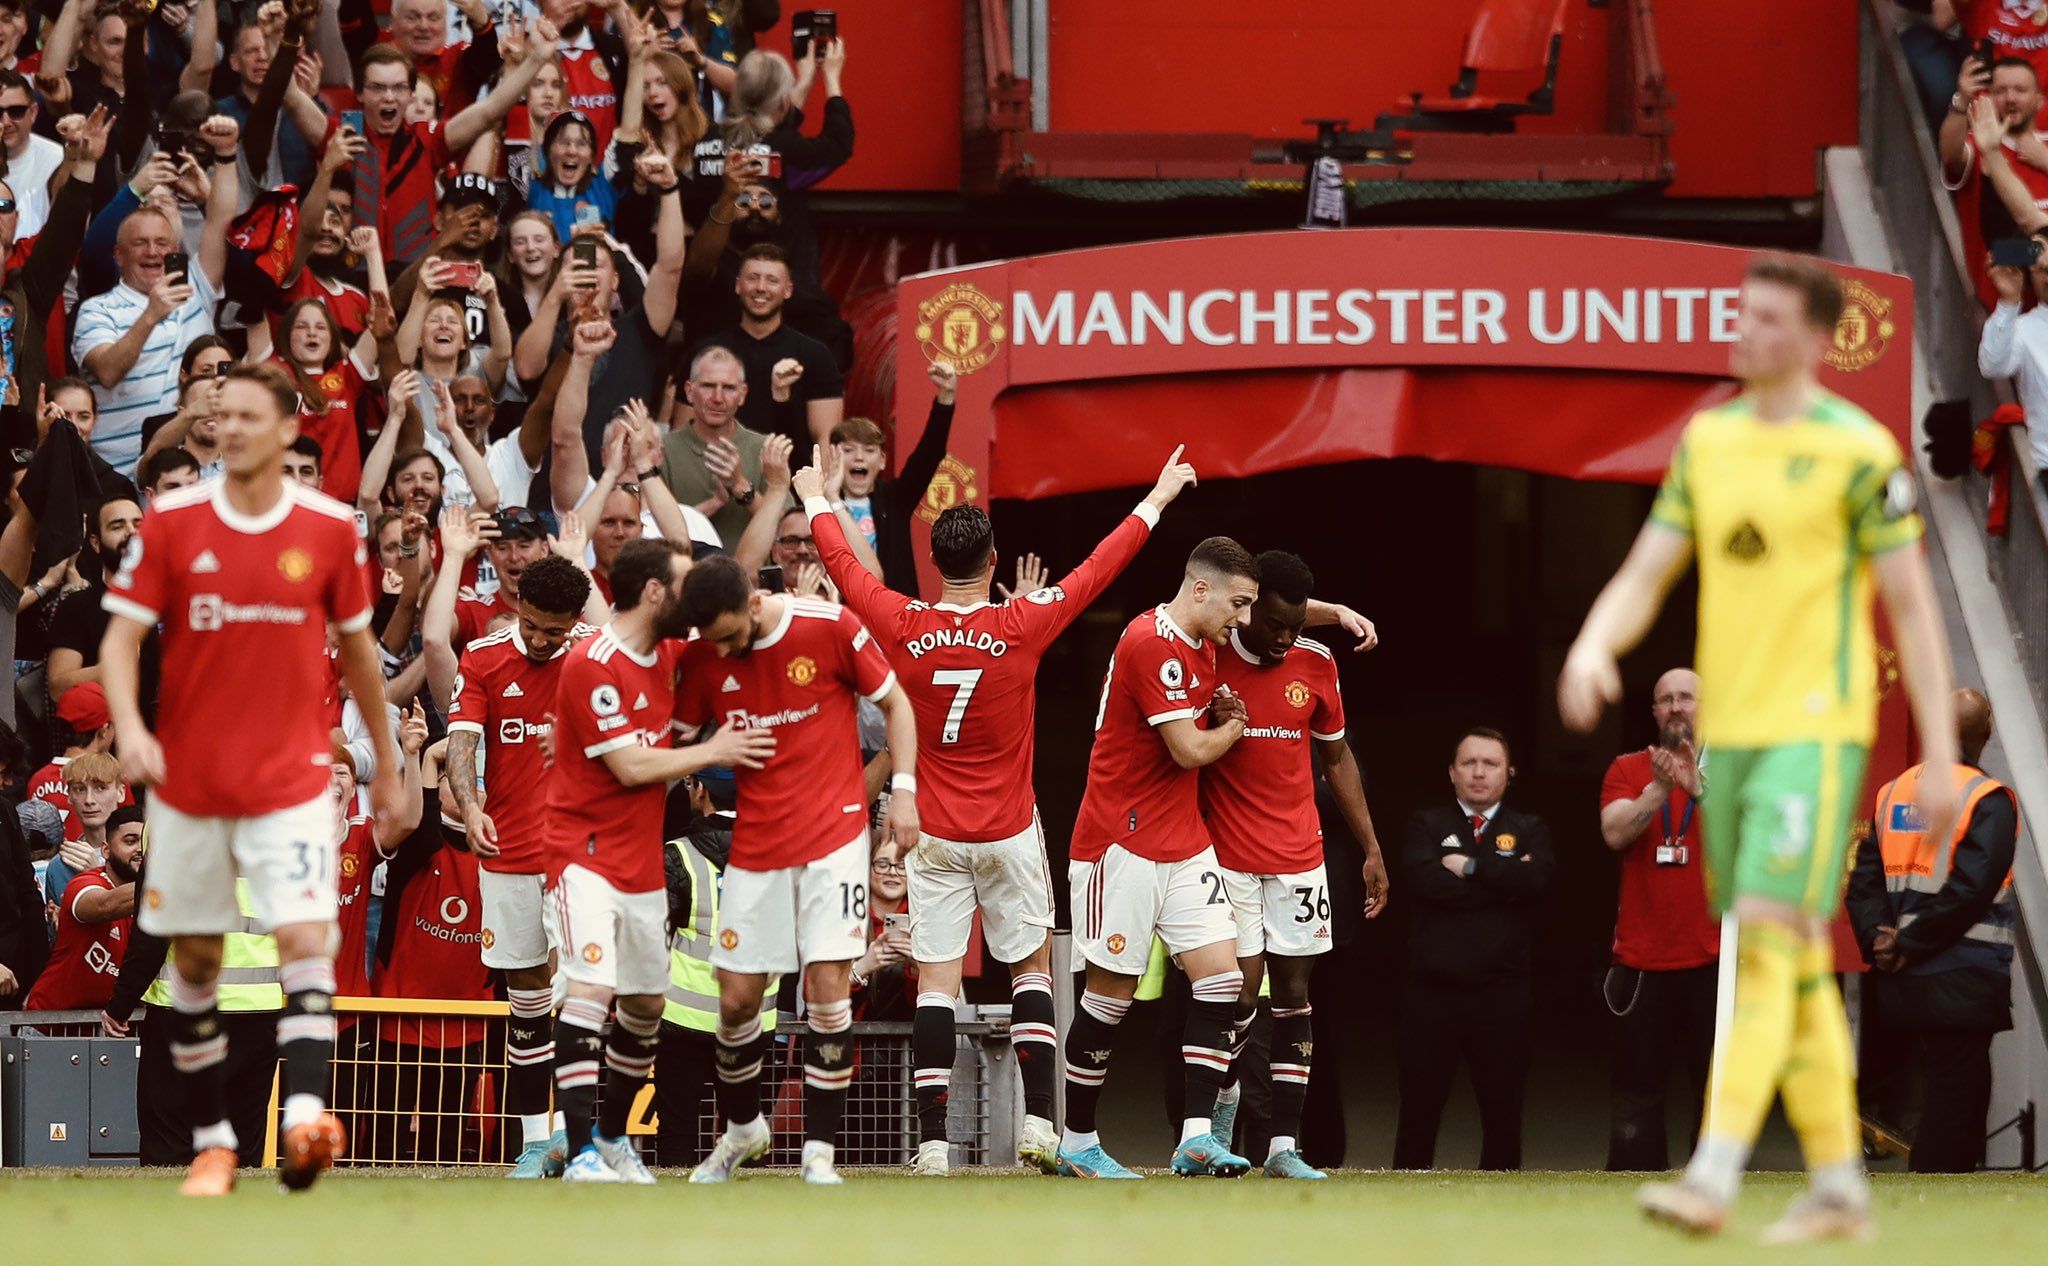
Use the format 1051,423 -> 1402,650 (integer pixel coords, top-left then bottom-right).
896,231 -> 1921,1168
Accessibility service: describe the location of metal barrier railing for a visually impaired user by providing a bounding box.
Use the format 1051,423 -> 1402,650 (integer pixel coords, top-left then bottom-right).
3,1001 -> 1020,1169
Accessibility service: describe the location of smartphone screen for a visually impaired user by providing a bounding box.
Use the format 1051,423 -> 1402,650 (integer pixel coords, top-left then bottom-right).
163,251 -> 190,281
571,238 -> 600,269
791,9 -> 814,60
757,564 -> 785,593
340,110 -> 364,135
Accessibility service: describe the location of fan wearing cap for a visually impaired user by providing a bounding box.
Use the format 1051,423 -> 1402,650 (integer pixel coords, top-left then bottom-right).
453,505 -> 554,647
392,173 -> 503,318
26,681 -> 134,844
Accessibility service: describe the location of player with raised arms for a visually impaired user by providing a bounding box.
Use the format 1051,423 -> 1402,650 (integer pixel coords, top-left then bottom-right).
793,441 -> 1201,1173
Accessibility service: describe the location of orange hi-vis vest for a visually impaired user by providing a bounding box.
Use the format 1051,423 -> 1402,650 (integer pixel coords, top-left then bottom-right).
1872,763 -> 2017,975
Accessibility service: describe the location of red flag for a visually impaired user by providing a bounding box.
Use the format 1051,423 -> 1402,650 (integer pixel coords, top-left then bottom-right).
228,184 -> 302,285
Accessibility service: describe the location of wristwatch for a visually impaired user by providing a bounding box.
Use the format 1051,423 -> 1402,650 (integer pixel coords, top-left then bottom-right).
1953,92 -> 1969,114
638,466 -> 662,483
734,486 -> 757,508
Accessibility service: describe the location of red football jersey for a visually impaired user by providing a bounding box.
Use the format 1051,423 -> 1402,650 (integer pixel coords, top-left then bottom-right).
274,271 -> 370,344
1071,606 -> 1219,864
448,621 -> 597,873
276,353 -> 372,507
1602,750 -> 1718,972
376,834 -> 490,1049
22,868 -> 129,1010
1961,0 -> 2048,81
104,481 -> 373,817
674,598 -> 895,870
455,591 -> 516,648
334,817 -> 380,998
1201,632 -> 1346,874
547,625 -> 680,892
557,40 -> 621,156
813,499 -> 1158,842
26,758 -> 136,842
1948,131 -> 2048,307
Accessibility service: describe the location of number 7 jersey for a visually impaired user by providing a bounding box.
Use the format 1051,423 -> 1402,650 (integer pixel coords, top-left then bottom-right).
807,495 -> 1164,843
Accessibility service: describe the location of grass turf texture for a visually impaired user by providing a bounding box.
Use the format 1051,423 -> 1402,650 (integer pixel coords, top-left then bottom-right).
5,1169 -> 2043,1264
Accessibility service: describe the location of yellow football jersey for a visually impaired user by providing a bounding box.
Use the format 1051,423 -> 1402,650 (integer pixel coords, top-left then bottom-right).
1648,390 -> 1922,748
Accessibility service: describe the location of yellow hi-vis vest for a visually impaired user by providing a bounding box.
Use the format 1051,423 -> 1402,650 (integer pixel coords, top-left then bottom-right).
142,879 -> 285,1011
664,837 -> 777,1033
1872,763 -> 2017,974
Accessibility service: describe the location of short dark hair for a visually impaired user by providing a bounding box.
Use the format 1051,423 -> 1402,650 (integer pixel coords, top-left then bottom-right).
140,447 -> 201,489
1186,536 -> 1259,584
678,554 -> 754,629
107,805 -> 146,834
358,43 -> 418,87
1254,550 -> 1314,604
1744,253 -> 1845,331
517,554 -> 591,618
930,506 -> 993,581
47,375 -> 94,403
738,242 -> 790,273
286,435 -> 323,469
1456,726 -> 1512,763
1993,55 -> 2040,82
0,69 -> 31,100
220,362 -> 300,418
90,493 -> 138,537
610,538 -> 689,613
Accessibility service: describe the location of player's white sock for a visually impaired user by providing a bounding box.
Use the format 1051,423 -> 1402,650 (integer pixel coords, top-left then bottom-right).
801,1139 -> 835,1168
193,1120 -> 237,1153
520,1114 -> 550,1146
552,1110 -> 566,1134
1267,1134 -> 1296,1160
1683,1135 -> 1749,1206
1179,1117 -> 1211,1145
1810,1158 -> 1869,1205
1214,1083 -> 1241,1107
283,1093 -> 323,1130
1061,1129 -> 1099,1154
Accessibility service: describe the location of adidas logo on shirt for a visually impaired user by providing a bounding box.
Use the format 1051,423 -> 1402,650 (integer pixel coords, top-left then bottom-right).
721,675 -> 742,693
190,550 -> 221,574
633,693 -> 649,710
502,682 -> 524,698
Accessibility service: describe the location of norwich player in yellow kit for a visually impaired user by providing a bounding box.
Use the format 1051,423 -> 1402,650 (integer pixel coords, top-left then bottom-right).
1560,255 -> 1958,1243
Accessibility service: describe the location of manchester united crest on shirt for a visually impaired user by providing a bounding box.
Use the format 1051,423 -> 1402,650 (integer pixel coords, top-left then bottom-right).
787,655 -> 818,686
1284,679 -> 1311,708
277,547 -> 315,583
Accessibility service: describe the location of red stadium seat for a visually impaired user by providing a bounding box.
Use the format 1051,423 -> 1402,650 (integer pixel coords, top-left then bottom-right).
1377,0 -> 1572,133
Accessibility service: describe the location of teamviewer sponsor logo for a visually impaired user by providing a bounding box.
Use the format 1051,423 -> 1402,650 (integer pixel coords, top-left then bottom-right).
724,703 -> 822,730
188,594 -> 309,631
499,718 -> 551,744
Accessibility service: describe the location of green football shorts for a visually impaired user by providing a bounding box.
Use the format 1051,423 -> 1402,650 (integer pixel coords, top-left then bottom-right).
1700,741 -> 1870,918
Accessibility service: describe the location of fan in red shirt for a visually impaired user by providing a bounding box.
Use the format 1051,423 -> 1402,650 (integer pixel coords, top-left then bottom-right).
796,437 -> 1197,1173
544,538 -> 771,1182
1959,0 -> 2048,85
273,298 -> 384,506
1197,550 -> 1389,1180
672,554 -> 918,1186
1061,536 -> 1260,1180
100,362 -> 407,1196
444,552 -> 596,1172
24,806 -> 143,1011
27,683 -> 130,842
1598,666 -> 1718,1173
1940,55 -> 2048,307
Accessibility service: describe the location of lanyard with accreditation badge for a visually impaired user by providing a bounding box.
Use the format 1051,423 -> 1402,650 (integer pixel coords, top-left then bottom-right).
1657,795 -> 1694,866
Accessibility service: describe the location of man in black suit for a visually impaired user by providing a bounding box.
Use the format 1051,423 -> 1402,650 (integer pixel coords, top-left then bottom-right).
1393,726 -> 1554,1170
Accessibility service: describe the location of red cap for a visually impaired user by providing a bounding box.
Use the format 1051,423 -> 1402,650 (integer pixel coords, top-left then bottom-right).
55,682 -> 110,732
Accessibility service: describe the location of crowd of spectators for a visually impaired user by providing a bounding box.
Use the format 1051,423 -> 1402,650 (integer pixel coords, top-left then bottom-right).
0,0 -> 903,1028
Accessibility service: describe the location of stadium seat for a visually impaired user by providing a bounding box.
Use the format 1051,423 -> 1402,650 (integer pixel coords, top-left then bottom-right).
1375,0 -> 1572,134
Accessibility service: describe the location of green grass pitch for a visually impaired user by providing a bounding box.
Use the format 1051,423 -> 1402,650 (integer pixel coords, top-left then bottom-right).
4,1169 -> 2042,1264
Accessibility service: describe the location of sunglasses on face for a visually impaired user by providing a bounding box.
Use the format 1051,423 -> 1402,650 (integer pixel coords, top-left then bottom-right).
734,192 -> 777,211
0,103 -> 29,120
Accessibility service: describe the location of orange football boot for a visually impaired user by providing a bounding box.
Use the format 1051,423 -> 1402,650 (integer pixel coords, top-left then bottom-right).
180,1146 -> 237,1197
278,1112 -> 347,1191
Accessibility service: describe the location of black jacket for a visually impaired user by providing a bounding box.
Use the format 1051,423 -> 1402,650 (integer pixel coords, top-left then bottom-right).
1401,803 -> 1553,985
1846,775 -> 2017,1032
0,795 -> 50,1008
664,811 -> 734,934
869,399 -> 955,595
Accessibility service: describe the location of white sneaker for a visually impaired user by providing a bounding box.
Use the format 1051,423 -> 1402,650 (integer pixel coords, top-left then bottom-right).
802,1142 -> 844,1185
689,1119 -> 771,1184
1759,1191 -> 1876,1245
911,1139 -> 950,1175
562,1145 -> 623,1184
1017,1115 -> 1059,1174
594,1135 -> 656,1185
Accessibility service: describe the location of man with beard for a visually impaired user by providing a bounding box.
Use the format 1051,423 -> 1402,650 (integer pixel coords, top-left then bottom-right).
1939,53 -> 2048,304
546,538 -> 774,1183
682,153 -> 852,369
444,553 -> 596,1177
674,554 -> 918,1186
692,243 -> 842,450
24,803 -> 142,1011
1598,667 -> 1716,1172
47,495 -> 146,702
